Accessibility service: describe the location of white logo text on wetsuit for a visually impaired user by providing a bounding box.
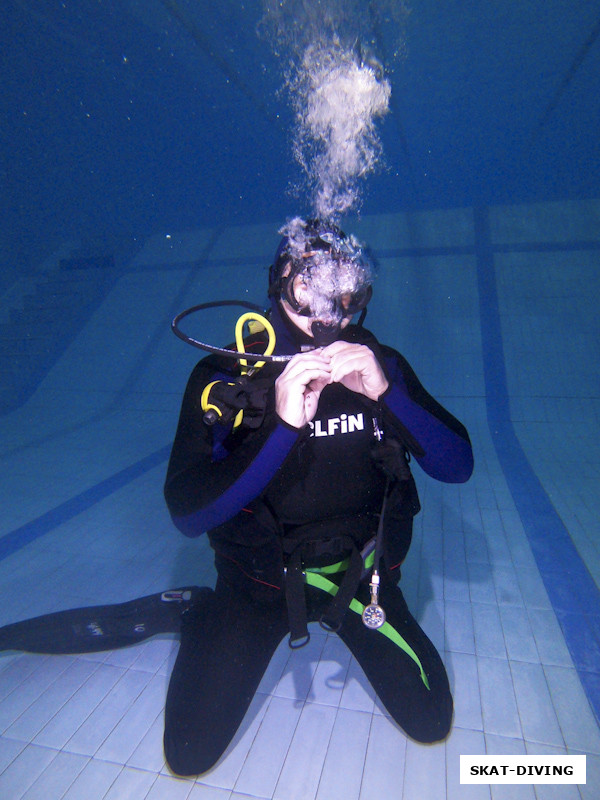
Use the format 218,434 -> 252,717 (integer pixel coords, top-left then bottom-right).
309,412 -> 365,438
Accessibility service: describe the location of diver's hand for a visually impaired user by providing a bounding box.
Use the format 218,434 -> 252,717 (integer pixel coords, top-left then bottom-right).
275,351 -> 332,428
322,341 -> 389,401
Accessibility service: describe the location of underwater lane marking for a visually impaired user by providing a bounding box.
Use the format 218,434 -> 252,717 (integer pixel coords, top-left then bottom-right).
0,229 -> 229,559
122,240 -> 600,275
374,239 -> 600,261
0,445 -> 171,563
493,240 -> 600,253
474,205 -> 600,723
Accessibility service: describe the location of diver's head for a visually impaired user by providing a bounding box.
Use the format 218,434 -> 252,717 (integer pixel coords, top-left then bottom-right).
269,217 -> 374,346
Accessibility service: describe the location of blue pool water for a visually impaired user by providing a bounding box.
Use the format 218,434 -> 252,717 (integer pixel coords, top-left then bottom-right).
1,3 -> 599,798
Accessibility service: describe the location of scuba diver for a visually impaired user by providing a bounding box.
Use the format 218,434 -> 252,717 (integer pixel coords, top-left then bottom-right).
0,217 -> 473,777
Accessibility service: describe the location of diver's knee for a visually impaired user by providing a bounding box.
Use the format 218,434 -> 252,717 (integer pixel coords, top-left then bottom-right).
163,731 -> 222,777
403,693 -> 453,744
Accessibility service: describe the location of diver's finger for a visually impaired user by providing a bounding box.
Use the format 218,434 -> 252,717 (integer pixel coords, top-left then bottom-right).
321,340 -> 359,355
280,355 -> 332,382
294,366 -> 333,388
329,347 -> 373,377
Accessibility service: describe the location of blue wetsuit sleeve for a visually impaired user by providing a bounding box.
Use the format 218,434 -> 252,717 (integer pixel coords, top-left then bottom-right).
170,424 -> 297,535
381,350 -> 474,483
164,358 -> 299,536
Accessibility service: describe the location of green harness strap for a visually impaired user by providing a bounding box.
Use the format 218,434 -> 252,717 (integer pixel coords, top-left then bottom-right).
305,561 -> 430,691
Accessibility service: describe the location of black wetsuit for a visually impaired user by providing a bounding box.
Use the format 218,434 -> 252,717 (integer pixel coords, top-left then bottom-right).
0,302 -> 473,777
162,302 -> 473,774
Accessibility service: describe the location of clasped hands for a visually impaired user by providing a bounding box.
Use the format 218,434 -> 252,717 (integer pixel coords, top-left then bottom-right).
275,341 -> 389,429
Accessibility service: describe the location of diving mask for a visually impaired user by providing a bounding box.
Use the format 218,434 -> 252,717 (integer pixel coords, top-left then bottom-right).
273,221 -> 374,338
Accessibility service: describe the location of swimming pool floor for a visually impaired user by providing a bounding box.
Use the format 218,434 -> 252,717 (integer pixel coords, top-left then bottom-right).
0,201 -> 598,799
